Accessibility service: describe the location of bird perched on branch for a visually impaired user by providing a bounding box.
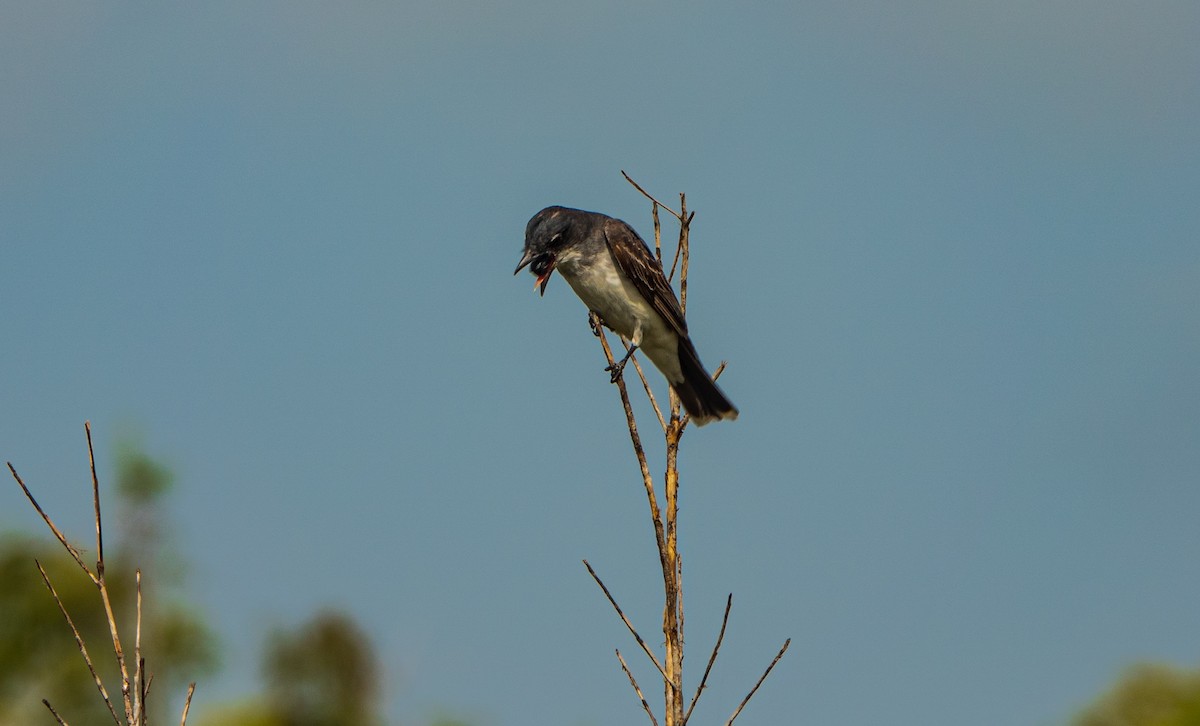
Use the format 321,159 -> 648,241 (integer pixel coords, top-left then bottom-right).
515,205 -> 738,426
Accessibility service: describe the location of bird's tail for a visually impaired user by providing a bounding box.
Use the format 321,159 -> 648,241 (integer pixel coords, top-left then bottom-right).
673,337 -> 739,426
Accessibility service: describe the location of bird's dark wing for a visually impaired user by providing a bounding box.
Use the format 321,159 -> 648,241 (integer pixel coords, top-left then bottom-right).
602,218 -> 688,336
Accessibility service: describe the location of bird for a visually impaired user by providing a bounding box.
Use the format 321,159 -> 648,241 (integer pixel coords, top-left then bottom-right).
514,205 -> 738,425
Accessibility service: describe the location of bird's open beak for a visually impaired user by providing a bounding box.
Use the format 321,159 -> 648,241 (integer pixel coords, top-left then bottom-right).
514,250 -> 556,296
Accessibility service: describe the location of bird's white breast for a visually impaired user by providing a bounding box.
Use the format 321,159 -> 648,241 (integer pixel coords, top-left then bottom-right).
555,246 -> 683,382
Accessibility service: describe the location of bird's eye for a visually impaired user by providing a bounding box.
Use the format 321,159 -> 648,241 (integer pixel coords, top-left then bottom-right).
549,233 -> 563,246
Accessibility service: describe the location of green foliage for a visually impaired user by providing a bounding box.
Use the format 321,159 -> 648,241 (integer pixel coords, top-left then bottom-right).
116,440 -> 174,501
1074,663 -> 1200,726
194,610 -> 385,726
263,611 -> 384,726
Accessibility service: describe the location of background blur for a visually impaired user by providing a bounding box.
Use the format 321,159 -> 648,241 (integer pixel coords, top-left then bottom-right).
2,2 -> 1198,725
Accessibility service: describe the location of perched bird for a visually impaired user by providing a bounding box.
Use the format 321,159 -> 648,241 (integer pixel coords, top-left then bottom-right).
515,205 -> 738,425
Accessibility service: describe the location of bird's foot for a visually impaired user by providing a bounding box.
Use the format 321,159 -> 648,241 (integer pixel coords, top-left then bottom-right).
604,345 -> 638,383
588,311 -> 604,337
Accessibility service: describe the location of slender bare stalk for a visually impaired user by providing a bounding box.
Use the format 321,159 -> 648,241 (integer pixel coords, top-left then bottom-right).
621,170 -> 684,221
35,560 -> 123,726
135,570 -> 143,725
179,683 -> 196,726
591,313 -> 669,561
87,421 -> 104,568
43,699 -> 70,726
683,594 -> 733,724
617,649 -> 660,726
625,345 -> 667,431
83,423 -> 135,725
8,463 -> 93,580
583,559 -> 667,681
725,639 -> 792,725
652,203 -> 663,265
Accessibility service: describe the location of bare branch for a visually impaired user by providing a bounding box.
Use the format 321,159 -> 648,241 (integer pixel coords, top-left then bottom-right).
621,170 -> 683,222
135,570 -> 143,725
42,699 -> 70,726
677,194 -> 689,314
724,638 -> 791,726
683,594 -> 733,724
36,560 -> 123,726
617,649 -> 660,726
8,463 -> 95,582
84,422 -> 135,724
86,421 -> 104,569
591,316 -> 668,559
583,559 -> 668,682
652,203 -> 663,265
624,344 -> 667,432
180,683 -> 197,726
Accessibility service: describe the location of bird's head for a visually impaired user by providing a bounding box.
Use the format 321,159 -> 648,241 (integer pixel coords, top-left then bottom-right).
514,206 -> 575,296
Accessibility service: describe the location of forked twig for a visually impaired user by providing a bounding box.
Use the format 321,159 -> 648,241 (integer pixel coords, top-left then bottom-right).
617,649 -> 660,726
683,594 -> 733,724
583,559 -> 668,682
724,638 -> 792,725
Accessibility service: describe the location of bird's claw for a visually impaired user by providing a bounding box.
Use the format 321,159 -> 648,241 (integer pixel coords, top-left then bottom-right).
604,360 -> 627,383
588,312 -> 604,337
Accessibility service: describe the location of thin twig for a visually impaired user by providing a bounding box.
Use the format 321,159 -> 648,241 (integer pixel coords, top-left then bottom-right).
42,699 -> 70,726
36,560 -> 123,726
683,594 -> 733,724
85,423 -> 135,725
180,682 -> 196,726
592,317 -> 669,560
86,421 -> 104,569
677,195 -> 689,313
135,570 -> 143,726
616,649 -> 660,726
621,170 -> 683,221
624,343 -> 667,432
666,220 -> 685,286
8,463 -> 95,582
583,559 -> 668,682
652,203 -> 662,265
724,638 -> 791,726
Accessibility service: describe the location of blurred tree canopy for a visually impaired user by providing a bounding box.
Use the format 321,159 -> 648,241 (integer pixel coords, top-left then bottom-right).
195,611 -> 385,726
1073,663 -> 1200,726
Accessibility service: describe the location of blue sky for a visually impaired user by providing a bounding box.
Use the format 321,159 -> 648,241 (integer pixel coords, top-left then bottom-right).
2,2 -> 1198,724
